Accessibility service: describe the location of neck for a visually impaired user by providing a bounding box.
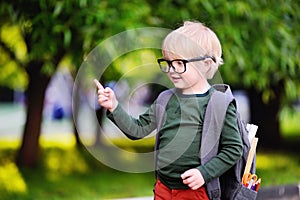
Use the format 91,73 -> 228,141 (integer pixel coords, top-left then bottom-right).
182,81 -> 211,95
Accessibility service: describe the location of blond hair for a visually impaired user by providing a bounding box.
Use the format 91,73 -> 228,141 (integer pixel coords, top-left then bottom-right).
162,21 -> 223,78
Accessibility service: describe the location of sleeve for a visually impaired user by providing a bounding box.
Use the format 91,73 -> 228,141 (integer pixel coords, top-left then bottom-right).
107,102 -> 157,140
197,102 -> 243,183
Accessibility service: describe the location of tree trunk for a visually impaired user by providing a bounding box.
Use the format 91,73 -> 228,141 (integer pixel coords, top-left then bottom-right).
72,83 -> 83,148
94,107 -> 104,146
16,62 -> 50,167
248,87 -> 282,149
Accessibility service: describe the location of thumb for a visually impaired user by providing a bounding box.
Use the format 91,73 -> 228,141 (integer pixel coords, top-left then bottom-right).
104,86 -> 115,96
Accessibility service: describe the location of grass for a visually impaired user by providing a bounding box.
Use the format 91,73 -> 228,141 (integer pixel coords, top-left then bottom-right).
256,151 -> 300,187
0,141 -> 155,200
0,140 -> 299,200
0,110 -> 299,199
256,110 -> 300,187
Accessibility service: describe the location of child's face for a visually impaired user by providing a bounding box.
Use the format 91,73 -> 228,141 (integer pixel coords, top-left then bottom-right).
163,53 -> 209,94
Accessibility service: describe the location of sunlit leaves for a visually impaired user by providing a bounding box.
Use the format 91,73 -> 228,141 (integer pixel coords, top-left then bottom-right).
0,162 -> 27,194
0,61 -> 28,90
0,25 -> 27,62
0,25 -> 28,89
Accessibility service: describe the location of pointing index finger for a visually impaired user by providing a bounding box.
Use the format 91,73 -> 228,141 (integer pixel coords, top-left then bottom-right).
93,79 -> 104,90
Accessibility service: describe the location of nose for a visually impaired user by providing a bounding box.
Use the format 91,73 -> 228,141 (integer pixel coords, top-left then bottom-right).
168,65 -> 176,73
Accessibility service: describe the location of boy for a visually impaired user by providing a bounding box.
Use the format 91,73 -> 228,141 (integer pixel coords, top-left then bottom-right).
94,21 -> 243,200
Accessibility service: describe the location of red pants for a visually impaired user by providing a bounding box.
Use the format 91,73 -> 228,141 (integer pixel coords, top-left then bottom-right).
154,179 -> 209,200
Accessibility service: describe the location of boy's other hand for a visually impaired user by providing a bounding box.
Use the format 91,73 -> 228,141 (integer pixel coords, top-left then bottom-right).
94,79 -> 118,112
181,168 -> 205,190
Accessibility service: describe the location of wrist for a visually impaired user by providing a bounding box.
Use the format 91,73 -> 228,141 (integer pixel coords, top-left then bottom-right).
109,101 -> 118,113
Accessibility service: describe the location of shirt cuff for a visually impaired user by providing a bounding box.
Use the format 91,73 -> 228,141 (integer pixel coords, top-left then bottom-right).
107,103 -> 121,119
197,165 -> 213,183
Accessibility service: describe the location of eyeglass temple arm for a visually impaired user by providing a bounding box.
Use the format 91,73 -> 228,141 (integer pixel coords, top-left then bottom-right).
188,56 -> 216,63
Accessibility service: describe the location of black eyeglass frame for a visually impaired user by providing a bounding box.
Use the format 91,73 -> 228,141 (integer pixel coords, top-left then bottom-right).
157,55 -> 216,74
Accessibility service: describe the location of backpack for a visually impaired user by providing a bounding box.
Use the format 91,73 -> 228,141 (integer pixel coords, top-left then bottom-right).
155,84 -> 258,200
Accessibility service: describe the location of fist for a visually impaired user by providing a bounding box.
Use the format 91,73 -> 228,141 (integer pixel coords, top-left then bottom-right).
181,168 -> 205,190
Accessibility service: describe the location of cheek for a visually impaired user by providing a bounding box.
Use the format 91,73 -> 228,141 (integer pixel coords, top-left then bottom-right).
181,69 -> 202,84
186,66 -> 205,79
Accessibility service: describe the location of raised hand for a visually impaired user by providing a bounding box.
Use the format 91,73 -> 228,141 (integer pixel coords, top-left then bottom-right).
94,79 -> 118,112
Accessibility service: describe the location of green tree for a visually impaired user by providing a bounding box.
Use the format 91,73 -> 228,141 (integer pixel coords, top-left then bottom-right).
0,0 -> 152,167
150,0 -> 300,148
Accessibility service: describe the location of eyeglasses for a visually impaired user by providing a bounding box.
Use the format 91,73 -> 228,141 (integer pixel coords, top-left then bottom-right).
157,55 -> 216,74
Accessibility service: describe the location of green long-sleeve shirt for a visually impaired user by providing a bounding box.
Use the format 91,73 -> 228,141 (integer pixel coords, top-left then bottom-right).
107,88 -> 243,189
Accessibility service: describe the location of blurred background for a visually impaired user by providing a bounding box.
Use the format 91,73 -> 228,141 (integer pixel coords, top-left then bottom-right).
0,0 -> 299,199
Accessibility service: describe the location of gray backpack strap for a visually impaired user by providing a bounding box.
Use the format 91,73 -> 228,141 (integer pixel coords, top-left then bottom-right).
155,88 -> 176,133
154,89 -> 175,174
201,84 -> 235,200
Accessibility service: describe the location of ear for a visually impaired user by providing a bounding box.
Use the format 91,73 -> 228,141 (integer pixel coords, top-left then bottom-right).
204,59 -> 219,79
204,57 -> 213,67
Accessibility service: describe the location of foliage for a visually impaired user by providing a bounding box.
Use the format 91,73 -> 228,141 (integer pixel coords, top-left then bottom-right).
0,25 -> 28,89
151,0 -> 300,105
1,0 -> 299,109
280,107 -> 300,139
0,0 -> 155,89
0,0 -> 299,167
0,0 -> 162,167
1,0 -> 299,103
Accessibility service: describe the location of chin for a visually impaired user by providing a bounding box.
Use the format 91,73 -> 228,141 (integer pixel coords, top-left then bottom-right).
173,85 -> 187,91
172,82 -> 183,88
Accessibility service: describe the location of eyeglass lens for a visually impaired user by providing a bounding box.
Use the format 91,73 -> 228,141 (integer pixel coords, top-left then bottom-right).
159,60 -> 186,73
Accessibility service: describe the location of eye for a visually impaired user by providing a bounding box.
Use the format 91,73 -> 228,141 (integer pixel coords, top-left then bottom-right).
173,60 -> 184,67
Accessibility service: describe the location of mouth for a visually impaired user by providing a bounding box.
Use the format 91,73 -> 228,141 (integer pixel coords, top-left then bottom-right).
170,76 -> 181,82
